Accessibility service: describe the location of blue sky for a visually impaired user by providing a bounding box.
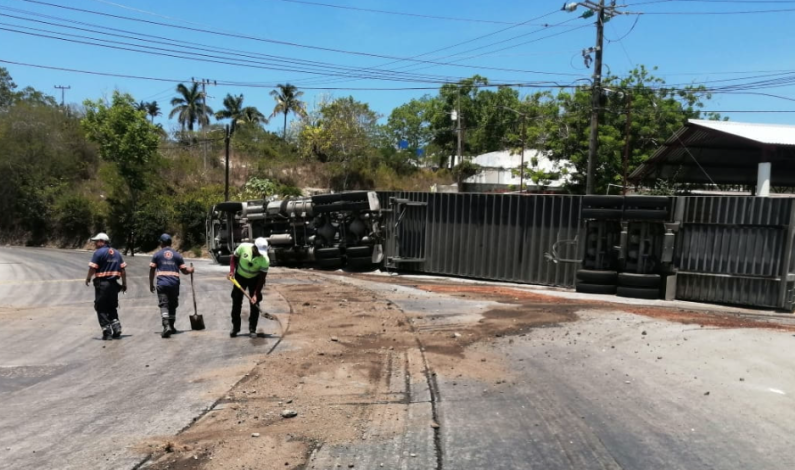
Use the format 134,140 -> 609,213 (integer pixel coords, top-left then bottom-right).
2,0 -> 795,133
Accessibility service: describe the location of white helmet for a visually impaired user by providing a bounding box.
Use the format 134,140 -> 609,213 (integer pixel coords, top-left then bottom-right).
254,237 -> 269,253
90,232 -> 110,242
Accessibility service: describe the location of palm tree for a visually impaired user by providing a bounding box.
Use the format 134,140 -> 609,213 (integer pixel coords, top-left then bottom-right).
169,83 -> 212,131
136,100 -> 147,112
239,106 -> 266,125
146,101 -> 161,123
269,83 -> 306,139
216,94 -> 267,134
215,93 -> 244,122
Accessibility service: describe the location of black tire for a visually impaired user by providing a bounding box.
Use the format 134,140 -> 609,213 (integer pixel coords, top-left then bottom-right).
346,257 -> 375,268
583,195 -> 624,208
315,247 -> 341,260
576,283 -> 617,295
346,246 -> 373,258
216,254 -> 231,266
617,286 -> 660,300
623,209 -> 668,221
624,196 -> 670,209
316,257 -> 342,269
576,269 -> 618,285
582,208 -> 623,220
618,273 -> 661,288
214,202 -> 243,212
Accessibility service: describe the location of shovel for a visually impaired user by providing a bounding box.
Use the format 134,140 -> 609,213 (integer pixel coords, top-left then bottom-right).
189,263 -> 205,330
228,276 -> 282,331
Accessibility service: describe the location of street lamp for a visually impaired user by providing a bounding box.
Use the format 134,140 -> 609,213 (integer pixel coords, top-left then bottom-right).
499,106 -> 527,194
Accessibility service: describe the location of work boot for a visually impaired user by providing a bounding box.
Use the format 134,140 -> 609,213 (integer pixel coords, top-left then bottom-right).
230,329 -> 239,338
168,319 -> 178,335
111,320 -> 122,339
161,320 -> 172,339
102,329 -> 112,341
249,330 -> 258,338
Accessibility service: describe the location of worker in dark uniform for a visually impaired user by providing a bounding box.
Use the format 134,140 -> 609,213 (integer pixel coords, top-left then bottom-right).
228,237 -> 270,338
85,232 -> 127,340
149,234 -> 194,338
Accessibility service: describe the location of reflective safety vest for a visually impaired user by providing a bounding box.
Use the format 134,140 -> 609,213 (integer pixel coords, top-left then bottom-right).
234,243 -> 269,279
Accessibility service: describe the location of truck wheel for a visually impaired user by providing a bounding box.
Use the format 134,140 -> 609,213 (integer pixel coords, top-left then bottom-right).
576,269 -> 618,285
583,195 -> 624,208
617,273 -> 661,288
346,246 -> 373,258
315,247 -> 341,260
214,202 -> 243,212
581,208 -> 623,220
575,283 -> 617,295
616,286 -> 660,299
316,258 -> 342,269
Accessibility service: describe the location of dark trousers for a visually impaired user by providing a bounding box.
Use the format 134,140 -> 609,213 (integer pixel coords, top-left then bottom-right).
157,285 -> 180,322
94,279 -> 121,332
230,272 -> 262,332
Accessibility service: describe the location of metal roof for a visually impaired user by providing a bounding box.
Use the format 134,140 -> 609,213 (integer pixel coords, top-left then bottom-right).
687,119 -> 795,146
630,120 -> 795,186
465,150 -> 576,187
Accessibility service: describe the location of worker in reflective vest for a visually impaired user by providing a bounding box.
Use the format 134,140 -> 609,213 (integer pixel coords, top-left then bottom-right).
149,233 -> 194,338
85,232 -> 127,340
228,237 -> 270,338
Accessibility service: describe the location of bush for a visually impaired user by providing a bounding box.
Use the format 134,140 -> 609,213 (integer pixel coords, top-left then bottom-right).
54,193 -> 95,246
134,194 -> 174,252
176,198 -> 209,250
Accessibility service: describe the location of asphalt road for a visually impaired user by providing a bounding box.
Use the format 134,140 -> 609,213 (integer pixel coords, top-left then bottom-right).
4,248 -> 795,470
318,275 -> 795,470
0,247 -> 288,470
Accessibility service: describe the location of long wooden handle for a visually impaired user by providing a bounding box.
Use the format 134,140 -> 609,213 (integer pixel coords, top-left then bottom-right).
190,263 -> 198,315
230,276 -> 255,303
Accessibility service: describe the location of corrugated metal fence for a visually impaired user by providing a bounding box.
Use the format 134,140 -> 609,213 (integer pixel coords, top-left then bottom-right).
673,196 -> 795,310
378,192 -> 582,287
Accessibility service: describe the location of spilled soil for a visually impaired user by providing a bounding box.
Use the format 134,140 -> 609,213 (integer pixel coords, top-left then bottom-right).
142,270 -> 795,469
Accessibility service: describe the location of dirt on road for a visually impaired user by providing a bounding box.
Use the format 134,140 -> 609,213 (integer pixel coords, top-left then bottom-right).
142,271 -> 794,469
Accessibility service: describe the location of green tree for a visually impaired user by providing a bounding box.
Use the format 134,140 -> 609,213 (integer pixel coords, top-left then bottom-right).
136,100 -> 147,112
239,106 -> 267,125
542,65 -> 720,193
0,67 -> 17,110
270,83 -> 307,139
0,97 -> 98,242
298,96 -> 381,190
215,93 -> 267,134
170,82 -> 212,131
386,96 -> 436,153
146,101 -> 161,122
82,91 -> 162,250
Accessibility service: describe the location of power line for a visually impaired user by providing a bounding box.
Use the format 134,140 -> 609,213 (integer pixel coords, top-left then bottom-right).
289,9 -> 572,86
9,57 -> 795,103
0,10 -> 480,84
0,58 -> 574,90
19,0 -> 581,77
265,0 -> 544,26
0,22 -> 576,84
636,6 -> 795,13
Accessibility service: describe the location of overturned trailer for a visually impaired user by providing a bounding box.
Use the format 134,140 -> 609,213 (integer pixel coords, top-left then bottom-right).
206,191 -> 385,269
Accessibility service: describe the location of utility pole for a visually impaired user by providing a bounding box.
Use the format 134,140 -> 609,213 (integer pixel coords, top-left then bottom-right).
587,0 -> 605,195
622,93 -> 632,195
520,112 -> 527,193
455,90 -> 463,169
54,85 -> 70,106
564,1 -> 628,194
224,124 -> 231,201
